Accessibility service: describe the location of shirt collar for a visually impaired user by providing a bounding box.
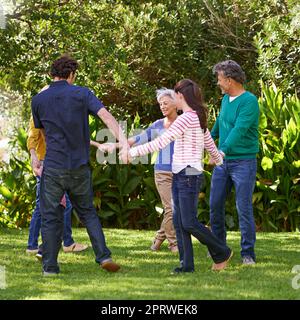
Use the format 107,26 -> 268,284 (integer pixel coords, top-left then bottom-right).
49,80 -> 69,87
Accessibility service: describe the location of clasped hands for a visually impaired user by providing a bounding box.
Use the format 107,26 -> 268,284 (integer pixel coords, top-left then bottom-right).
208,150 -> 225,166
94,142 -> 133,164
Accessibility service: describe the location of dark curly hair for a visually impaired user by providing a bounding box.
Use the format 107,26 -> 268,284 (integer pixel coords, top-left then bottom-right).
50,55 -> 79,79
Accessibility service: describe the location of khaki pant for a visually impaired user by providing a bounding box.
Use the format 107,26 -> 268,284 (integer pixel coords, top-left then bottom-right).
154,171 -> 177,247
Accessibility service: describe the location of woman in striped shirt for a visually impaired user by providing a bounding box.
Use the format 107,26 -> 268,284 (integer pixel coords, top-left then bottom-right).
129,79 -> 233,273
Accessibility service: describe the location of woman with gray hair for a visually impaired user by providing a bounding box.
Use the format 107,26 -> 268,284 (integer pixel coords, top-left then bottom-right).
127,88 -> 179,253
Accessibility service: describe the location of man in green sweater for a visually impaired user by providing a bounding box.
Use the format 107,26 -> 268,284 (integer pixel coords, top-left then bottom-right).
210,60 -> 259,265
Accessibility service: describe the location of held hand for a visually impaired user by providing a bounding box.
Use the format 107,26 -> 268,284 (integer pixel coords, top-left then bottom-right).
31,154 -> 43,177
127,147 -> 138,164
208,151 -> 224,167
119,145 -> 132,164
98,143 -> 117,154
219,150 -> 225,159
119,147 -> 129,164
118,142 -> 131,164
127,152 -> 133,164
36,164 -> 44,177
208,157 -> 216,166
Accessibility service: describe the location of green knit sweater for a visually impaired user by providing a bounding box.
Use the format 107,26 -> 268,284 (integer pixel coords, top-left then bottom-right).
211,91 -> 259,159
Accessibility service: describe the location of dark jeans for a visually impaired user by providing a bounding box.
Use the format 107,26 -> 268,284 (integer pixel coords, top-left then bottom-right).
27,177 -> 75,250
172,167 -> 231,271
210,159 -> 257,260
40,164 -> 111,273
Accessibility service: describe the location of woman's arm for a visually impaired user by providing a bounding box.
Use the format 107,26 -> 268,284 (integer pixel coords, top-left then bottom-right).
129,115 -> 188,158
204,129 -> 223,165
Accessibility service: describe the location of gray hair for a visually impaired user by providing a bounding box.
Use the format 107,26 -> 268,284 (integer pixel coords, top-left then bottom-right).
213,60 -> 246,84
156,88 -> 176,102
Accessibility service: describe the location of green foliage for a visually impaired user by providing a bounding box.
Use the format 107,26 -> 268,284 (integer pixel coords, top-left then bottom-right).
254,2 -> 300,95
1,0 -> 295,122
91,163 -> 160,229
0,127 -> 36,228
255,83 -> 300,231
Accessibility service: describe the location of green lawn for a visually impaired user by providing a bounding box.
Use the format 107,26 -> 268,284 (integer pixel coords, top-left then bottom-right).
0,227 -> 299,300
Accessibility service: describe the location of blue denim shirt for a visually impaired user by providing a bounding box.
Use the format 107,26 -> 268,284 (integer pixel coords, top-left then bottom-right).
134,119 -> 174,172
31,80 -> 105,169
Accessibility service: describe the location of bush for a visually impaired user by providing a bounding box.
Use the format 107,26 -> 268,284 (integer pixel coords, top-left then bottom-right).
0,127 -> 36,228
254,3 -> 300,96
254,83 -> 300,231
1,0 -> 292,122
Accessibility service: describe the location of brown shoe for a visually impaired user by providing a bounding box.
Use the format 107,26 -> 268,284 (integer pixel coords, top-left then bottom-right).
63,243 -> 88,253
150,239 -> 163,251
212,250 -> 233,271
100,260 -> 120,272
169,245 -> 179,253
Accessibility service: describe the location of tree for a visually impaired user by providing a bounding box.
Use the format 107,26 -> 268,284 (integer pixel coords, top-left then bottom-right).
1,0 -> 294,123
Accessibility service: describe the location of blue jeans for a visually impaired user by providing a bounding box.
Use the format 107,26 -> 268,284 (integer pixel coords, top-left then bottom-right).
40,164 -> 111,273
27,176 -> 75,250
172,167 -> 231,272
210,159 -> 257,260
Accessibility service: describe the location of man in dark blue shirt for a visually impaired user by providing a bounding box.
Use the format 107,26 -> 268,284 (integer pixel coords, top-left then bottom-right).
31,55 -> 129,275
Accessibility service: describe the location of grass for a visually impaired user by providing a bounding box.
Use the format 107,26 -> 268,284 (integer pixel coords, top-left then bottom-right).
0,227 -> 299,300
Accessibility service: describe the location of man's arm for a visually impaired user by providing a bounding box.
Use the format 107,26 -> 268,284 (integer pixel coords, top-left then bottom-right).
97,108 -> 130,163
98,121 -> 157,149
31,85 -> 49,129
210,116 -> 220,141
204,129 -> 223,166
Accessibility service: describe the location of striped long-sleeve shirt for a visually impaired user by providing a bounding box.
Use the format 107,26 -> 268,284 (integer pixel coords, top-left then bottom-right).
129,110 -> 223,173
